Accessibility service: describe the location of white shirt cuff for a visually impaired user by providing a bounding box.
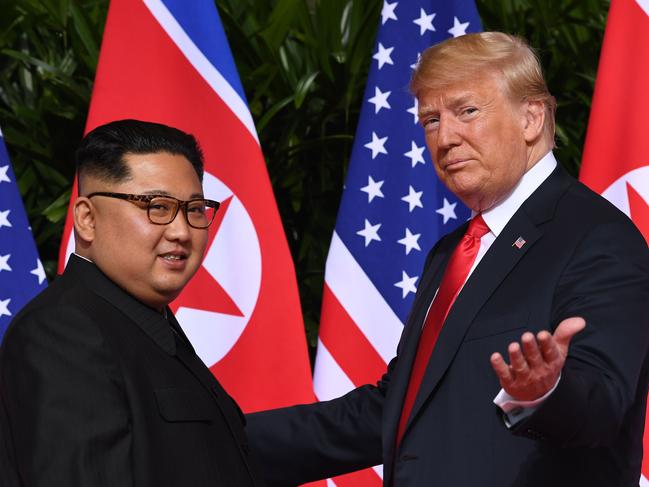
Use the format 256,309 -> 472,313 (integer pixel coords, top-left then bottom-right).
493,374 -> 561,426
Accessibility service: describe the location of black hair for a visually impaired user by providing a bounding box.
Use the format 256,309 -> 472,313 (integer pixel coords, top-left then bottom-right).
75,119 -> 205,190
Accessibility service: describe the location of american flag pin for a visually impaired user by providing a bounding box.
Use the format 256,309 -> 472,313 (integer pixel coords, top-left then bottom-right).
512,237 -> 526,249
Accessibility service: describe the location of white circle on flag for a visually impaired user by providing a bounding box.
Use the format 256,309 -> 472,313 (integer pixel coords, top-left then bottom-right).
600,165 -> 649,217
63,171 -> 262,366
176,171 -> 261,365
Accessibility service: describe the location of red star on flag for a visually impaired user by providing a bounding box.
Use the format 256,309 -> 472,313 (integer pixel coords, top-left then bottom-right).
170,195 -> 243,317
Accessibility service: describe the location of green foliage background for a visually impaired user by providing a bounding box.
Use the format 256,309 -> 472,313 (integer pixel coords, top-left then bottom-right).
0,0 -> 609,347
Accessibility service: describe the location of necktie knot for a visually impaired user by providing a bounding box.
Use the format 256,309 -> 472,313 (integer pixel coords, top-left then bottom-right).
466,214 -> 489,239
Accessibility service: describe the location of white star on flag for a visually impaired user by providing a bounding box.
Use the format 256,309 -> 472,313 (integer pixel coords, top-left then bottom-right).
373,43 -> 395,70
410,52 -> 421,70
413,8 -> 436,35
394,270 -> 418,298
0,298 -> 11,318
361,176 -> 385,202
381,1 -> 398,25
402,185 -> 424,212
397,228 -> 421,255
0,254 -> 11,272
407,97 -> 419,124
368,86 -> 392,114
357,219 -> 382,247
436,197 -> 458,223
0,166 -> 10,183
404,141 -> 426,167
0,209 -> 12,228
448,16 -> 470,38
364,131 -> 388,159
30,259 -> 46,285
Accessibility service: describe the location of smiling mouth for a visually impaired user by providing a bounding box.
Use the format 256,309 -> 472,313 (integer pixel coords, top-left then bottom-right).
159,253 -> 188,261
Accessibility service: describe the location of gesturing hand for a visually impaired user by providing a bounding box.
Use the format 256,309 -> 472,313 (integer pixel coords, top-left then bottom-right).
490,317 -> 586,401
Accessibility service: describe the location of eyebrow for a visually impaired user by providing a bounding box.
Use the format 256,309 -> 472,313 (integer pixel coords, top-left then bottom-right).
141,189 -> 205,199
418,93 -> 477,120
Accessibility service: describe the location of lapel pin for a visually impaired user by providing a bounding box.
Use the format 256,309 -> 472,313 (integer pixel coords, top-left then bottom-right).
512,236 -> 526,249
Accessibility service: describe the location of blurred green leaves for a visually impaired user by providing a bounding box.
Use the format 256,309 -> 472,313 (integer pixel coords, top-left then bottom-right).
0,0 -> 108,276
216,0 -> 381,344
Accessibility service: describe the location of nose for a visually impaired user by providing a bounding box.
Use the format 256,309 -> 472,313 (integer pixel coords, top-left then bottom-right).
436,115 -> 462,150
164,208 -> 192,242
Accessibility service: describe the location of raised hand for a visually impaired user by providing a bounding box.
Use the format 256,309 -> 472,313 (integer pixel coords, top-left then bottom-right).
490,317 -> 586,401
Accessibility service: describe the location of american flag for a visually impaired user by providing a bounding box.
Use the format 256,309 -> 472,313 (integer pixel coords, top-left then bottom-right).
0,128 -> 47,339
313,1 -> 481,484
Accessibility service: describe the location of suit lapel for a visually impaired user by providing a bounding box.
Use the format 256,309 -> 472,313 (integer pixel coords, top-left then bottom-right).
397,166 -> 573,440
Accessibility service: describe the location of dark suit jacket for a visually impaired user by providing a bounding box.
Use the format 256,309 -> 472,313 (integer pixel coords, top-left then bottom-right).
0,255 -> 264,487
246,166 -> 649,486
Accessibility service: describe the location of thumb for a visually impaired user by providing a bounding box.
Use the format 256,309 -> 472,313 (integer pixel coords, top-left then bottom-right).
553,316 -> 586,352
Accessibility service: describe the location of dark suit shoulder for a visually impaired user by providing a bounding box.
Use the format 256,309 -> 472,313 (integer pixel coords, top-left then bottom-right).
561,177 -> 644,229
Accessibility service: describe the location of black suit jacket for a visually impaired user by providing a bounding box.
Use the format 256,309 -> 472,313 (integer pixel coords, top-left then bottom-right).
0,255 -> 264,486
247,166 -> 649,486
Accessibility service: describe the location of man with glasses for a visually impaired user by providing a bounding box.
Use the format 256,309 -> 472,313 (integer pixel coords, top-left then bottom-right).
0,119 -> 265,486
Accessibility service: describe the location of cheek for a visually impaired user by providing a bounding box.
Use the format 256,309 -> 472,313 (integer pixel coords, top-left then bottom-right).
194,230 -> 209,253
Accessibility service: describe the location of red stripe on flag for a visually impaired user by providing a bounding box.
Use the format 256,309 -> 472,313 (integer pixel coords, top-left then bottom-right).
319,284 -> 387,386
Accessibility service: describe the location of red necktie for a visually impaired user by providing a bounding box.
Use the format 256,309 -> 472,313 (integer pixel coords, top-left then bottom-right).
396,214 -> 490,445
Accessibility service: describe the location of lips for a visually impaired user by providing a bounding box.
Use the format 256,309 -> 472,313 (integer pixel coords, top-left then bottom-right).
160,254 -> 186,260
158,250 -> 189,269
442,157 -> 471,170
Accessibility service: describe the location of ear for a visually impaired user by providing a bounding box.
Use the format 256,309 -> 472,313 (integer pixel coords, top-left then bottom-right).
522,99 -> 545,143
73,197 -> 96,245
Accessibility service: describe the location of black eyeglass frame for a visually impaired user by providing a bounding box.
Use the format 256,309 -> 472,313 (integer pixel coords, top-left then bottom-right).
86,191 -> 220,229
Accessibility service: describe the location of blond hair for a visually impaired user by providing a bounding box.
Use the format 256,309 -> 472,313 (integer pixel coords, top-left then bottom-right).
410,32 -> 556,144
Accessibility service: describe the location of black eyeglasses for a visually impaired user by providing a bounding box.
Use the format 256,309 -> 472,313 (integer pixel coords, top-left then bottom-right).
87,192 -> 220,229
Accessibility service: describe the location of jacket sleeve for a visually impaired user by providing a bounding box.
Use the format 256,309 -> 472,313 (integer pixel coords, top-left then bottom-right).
512,218 -> 649,447
245,238 -> 449,486
245,358 -> 399,486
0,305 -> 134,487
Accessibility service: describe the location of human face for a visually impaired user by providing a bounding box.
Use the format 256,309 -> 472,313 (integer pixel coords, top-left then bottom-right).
83,152 -> 208,310
418,75 -> 534,212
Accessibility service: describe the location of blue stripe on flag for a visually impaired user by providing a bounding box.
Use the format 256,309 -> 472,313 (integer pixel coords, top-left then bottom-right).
160,0 -> 249,104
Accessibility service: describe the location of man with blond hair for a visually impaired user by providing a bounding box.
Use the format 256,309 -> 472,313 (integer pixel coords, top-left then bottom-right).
247,32 -> 649,486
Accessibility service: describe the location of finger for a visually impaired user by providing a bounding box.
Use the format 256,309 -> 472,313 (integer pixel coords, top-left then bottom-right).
520,332 -> 544,368
490,352 -> 513,387
553,316 -> 586,353
508,342 -> 529,376
537,331 -> 561,364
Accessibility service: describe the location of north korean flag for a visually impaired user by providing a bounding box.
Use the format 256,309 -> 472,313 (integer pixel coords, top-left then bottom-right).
58,0 -> 317,413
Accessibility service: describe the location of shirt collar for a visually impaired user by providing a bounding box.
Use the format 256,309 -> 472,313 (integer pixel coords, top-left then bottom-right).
72,252 -> 93,263
479,151 -> 557,237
